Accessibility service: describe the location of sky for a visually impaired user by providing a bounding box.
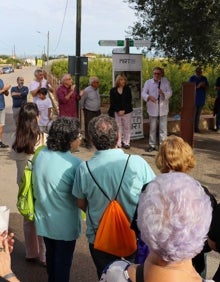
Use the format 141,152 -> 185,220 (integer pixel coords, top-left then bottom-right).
0,0 -> 140,58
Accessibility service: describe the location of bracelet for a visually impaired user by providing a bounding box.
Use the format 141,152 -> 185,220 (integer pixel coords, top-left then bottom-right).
3,273 -> 15,279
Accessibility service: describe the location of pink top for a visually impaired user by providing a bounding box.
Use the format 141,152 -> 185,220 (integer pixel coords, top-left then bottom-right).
56,84 -> 78,118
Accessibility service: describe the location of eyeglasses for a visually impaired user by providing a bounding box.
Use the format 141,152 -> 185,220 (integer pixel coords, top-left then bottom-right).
153,72 -> 162,75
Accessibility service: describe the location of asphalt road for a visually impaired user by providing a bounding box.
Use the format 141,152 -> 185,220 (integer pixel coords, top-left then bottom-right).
0,66 -> 98,282
0,67 -> 220,281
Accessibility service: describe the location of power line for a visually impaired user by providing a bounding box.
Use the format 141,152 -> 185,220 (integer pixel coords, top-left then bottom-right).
53,0 -> 69,52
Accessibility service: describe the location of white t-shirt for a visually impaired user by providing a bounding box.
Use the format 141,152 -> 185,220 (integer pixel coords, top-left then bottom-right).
29,79 -> 48,102
35,97 -> 52,126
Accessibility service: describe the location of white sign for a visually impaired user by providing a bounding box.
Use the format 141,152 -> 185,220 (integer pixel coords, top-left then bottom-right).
112,48 -> 125,54
133,40 -> 151,47
131,108 -> 144,139
112,54 -> 142,71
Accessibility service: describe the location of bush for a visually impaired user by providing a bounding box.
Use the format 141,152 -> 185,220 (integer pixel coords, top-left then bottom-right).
51,57 -> 219,115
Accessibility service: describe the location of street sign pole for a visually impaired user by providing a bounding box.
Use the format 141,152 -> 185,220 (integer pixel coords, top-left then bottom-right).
125,38 -> 130,54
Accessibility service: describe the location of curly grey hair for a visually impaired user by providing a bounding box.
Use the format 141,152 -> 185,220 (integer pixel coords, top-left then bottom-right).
137,172 -> 212,262
88,114 -> 118,150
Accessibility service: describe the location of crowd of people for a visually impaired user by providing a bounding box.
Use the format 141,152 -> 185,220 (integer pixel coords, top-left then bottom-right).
0,67 -> 219,282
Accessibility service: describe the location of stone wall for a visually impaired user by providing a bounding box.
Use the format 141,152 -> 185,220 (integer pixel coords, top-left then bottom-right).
143,115 -> 215,136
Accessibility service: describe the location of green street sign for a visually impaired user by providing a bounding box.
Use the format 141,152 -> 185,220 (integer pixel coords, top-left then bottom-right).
98,39 -> 151,47
98,40 -> 124,46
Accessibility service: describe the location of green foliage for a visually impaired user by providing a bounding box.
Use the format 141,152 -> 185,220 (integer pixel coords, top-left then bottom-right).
51,60 -> 68,80
0,55 -> 23,66
51,58 -> 112,95
125,0 -> 220,65
84,58 -> 112,94
142,58 -> 220,114
51,56 -> 220,115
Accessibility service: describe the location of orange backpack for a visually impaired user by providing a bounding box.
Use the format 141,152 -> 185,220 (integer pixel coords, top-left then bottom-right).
86,156 -> 137,257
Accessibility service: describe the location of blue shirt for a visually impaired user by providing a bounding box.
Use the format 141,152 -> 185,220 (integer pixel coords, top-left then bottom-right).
10,85 -> 29,108
215,77 -> 220,97
72,149 -> 155,243
33,148 -> 82,241
189,75 -> 209,107
0,79 -> 5,110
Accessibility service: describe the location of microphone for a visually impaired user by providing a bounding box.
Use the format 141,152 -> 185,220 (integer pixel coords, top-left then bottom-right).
158,80 -> 161,89
158,80 -> 161,101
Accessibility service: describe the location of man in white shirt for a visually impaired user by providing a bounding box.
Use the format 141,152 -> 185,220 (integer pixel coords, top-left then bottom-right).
141,67 -> 172,152
29,69 -> 48,102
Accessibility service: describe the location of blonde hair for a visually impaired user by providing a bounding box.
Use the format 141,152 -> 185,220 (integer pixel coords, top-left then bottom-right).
155,135 -> 195,173
114,74 -> 127,87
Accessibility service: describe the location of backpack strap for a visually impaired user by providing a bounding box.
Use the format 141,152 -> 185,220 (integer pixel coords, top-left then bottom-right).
136,264 -> 144,282
115,155 -> 130,200
86,161 -> 111,201
86,155 -> 130,201
86,155 -> 130,236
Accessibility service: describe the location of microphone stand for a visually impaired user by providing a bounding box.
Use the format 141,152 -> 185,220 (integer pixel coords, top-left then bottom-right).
158,81 -> 161,148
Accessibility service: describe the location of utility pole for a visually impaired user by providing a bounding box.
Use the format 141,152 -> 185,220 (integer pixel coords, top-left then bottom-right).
37,30 -> 50,65
12,45 -> 16,68
75,0 -> 81,96
47,31 -> 49,65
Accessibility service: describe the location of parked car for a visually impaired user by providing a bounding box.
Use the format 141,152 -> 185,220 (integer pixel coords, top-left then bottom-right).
2,66 -> 14,74
9,66 -> 14,72
16,63 -> 22,69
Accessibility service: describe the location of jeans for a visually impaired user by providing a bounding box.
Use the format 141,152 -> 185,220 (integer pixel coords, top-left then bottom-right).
89,243 -> 136,279
195,106 -> 203,131
44,237 -> 76,282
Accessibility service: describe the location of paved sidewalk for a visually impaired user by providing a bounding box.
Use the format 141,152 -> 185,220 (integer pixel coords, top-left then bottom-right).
1,125 -> 220,281
0,85 -> 220,280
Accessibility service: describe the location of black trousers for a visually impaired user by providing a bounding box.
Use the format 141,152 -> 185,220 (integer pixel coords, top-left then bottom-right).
213,264 -> 220,282
83,109 -> 101,146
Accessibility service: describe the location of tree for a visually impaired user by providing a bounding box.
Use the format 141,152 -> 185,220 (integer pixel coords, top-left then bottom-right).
125,0 -> 220,65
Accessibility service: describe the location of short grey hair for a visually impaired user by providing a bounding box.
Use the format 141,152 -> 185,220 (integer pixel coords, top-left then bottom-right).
34,68 -> 43,76
137,172 -> 212,262
61,74 -> 72,84
88,114 -> 118,150
89,76 -> 99,85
